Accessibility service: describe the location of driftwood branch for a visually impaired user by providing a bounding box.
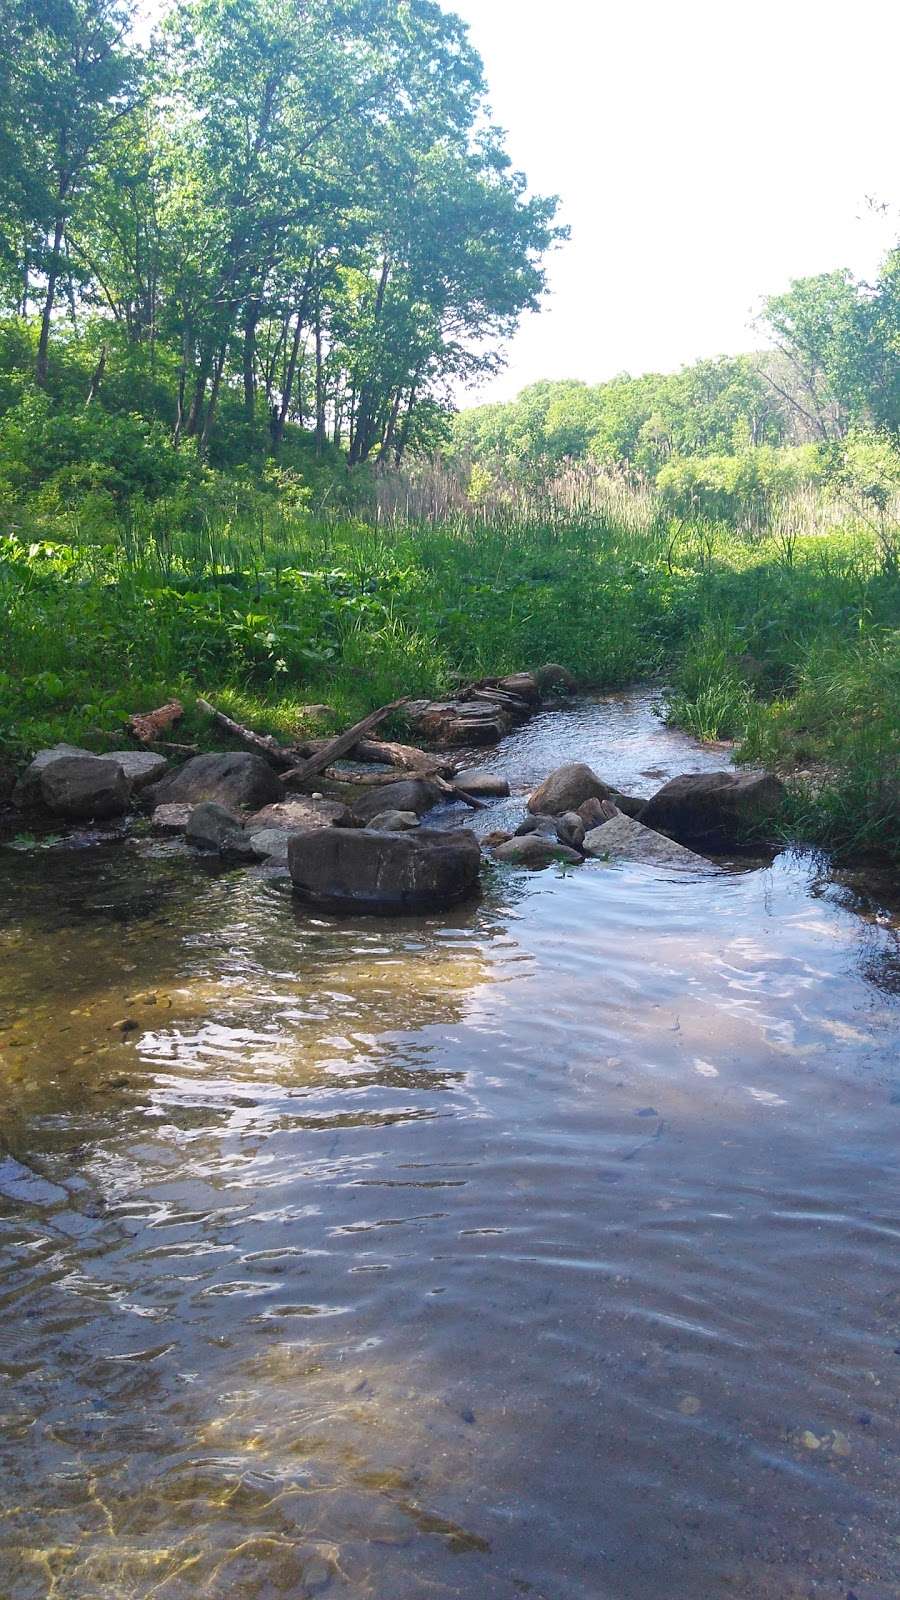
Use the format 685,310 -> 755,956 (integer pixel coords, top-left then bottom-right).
435,776 -> 488,810
193,696 -> 485,808
281,699 -> 409,786
196,698 -> 295,768
299,736 -> 453,777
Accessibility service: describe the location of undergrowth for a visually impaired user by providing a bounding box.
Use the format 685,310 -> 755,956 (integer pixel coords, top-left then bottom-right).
1,506 -> 898,861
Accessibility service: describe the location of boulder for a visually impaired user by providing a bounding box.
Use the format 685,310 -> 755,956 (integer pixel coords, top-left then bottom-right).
577,796 -> 616,829
365,810 -> 421,831
491,834 -> 582,868
454,769 -> 511,798
39,755 -> 131,820
97,750 -> 168,789
148,751 -> 283,813
527,762 -> 613,816
13,743 -> 92,808
246,827 -> 293,863
481,829 -> 513,849
0,759 -> 16,803
151,803 -> 193,834
246,797 -> 350,831
514,813 -> 558,837
289,825 -> 481,914
534,663 -> 578,693
583,813 -> 719,870
351,778 -> 443,824
556,810 -> 586,850
611,791 -> 645,819
637,770 -> 785,848
15,744 -> 167,810
515,810 -> 584,851
186,801 -> 254,859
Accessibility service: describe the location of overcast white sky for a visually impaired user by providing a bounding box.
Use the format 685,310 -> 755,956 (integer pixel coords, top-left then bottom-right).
445,0 -> 900,402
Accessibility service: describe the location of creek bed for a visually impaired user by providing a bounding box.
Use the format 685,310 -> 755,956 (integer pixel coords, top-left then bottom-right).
0,693 -> 898,1599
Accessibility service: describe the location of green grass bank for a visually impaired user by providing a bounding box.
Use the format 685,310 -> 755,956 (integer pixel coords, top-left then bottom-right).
2,505 -> 898,862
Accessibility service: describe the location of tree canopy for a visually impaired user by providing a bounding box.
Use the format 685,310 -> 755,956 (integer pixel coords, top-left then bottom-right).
0,0 -> 564,461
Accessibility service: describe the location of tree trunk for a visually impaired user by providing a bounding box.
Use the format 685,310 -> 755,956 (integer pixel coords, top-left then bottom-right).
173,324 -> 191,445
347,257 -> 390,466
314,297 -> 325,455
199,340 -> 228,455
272,304 -> 305,447
395,380 -> 420,467
242,307 -> 258,419
184,345 -> 214,438
379,388 -> 403,467
35,213 -> 65,387
85,345 -> 106,407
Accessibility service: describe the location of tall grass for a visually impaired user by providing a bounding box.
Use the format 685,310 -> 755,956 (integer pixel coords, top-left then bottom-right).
1,487 -> 898,859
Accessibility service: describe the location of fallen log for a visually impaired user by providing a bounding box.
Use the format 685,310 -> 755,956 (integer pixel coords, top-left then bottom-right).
196,698 -> 295,768
467,687 -> 532,714
311,766 -> 486,811
300,736 -> 453,776
281,699 -> 409,787
128,700 -> 184,745
320,766 -> 440,787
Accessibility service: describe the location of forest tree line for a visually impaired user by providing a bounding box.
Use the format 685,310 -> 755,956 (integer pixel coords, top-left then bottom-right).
449,255 -> 900,519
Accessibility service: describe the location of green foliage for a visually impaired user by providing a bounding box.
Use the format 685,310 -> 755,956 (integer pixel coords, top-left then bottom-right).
450,357 -> 786,485
656,445 -> 825,524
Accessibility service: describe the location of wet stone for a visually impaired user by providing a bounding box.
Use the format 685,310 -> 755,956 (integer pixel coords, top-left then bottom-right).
151,803 -> 193,834
40,755 -> 131,821
148,751 -> 283,813
527,761 -> 613,816
365,810 -> 421,831
290,824 -> 482,913
583,813 -> 719,870
491,834 -> 582,868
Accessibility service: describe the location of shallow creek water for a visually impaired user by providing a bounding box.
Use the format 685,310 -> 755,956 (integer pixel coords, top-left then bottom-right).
1,691 -> 898,1600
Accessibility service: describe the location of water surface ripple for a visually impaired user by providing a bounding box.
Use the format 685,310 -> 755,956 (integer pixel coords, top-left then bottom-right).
0,693 -> 898,1599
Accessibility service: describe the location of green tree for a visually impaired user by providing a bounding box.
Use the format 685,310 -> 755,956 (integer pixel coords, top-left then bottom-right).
2,0 -> 142,385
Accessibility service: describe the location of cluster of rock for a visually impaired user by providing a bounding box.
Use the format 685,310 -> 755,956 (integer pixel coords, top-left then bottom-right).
11,731 -> 784,917
487,761 -> 784,871
12,744 -> 169,817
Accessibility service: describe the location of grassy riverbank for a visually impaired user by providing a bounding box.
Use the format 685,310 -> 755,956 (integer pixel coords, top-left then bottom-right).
2,505 -> 898,860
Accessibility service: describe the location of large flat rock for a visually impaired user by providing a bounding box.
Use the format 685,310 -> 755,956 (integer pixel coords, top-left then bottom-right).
96,750 -> 168,789
289,825 -> 481,914
583,813 -> 718,869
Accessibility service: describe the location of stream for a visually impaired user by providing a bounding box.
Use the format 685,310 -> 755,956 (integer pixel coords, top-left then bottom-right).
1,690 -> 898,1599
